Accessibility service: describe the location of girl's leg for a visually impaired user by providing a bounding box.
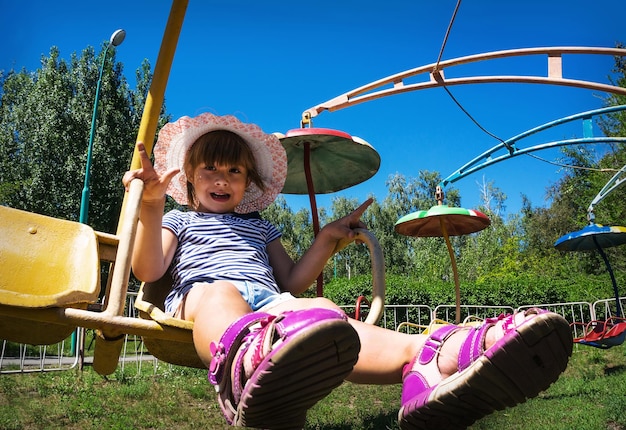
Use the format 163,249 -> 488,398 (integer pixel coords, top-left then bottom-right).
267,296 -> 421,384
176,287 -> 361,429
176,281 -> 252,367
348,311 -> 571,386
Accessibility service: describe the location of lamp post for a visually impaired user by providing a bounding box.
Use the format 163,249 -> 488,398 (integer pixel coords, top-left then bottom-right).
79,29 -> 126,224
74,30 -> 125,365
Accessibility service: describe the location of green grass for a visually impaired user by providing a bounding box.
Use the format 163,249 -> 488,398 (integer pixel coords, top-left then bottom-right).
0,346 -> 624,429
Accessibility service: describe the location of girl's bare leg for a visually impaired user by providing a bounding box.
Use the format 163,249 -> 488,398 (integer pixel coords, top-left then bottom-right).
267,297 -> 543,385
176,281 -> 252,367
268,297 -> 423,384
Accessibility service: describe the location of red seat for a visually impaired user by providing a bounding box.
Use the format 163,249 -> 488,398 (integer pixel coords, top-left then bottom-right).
571,317 -> 626,349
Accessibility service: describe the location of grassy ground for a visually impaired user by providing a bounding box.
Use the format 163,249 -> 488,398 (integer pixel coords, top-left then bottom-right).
0,345 -> 624,429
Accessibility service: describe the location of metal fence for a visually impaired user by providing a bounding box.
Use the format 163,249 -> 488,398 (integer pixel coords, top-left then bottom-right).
2,294 -> 624,374
0,292 -> 157,375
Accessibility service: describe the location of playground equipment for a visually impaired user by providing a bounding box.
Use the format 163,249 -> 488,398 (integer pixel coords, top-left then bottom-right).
0,179 -> 145,375
275,127 -> 381,297
0,206 -> 101,345
437,103 -> 626,347
296,46 -> 626,328
0,0 -> 384,374
300,48 -> 626,123
440,105 -> 626,187
554,165 -> 626,348
394,186 -> 490,323
0,0 -> 187,376
2,0 -> 626,377
568,316 -> 626,349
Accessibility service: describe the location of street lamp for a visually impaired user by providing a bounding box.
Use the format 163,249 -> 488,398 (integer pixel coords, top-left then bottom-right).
74,29 -> 125,365
79,29 -> 126,224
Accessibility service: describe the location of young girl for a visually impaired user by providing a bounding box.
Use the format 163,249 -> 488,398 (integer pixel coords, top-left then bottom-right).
123,112 -> 573,430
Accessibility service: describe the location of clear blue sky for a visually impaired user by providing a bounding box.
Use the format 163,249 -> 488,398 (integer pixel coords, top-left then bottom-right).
2,1 -> 625,218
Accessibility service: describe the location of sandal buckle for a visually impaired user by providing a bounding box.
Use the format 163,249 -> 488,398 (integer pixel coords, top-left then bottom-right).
419,325 -> 457,365
209,342 -> 227,385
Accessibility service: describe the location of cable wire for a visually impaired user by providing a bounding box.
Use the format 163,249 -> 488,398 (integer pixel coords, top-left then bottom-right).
433,0 -> 613,175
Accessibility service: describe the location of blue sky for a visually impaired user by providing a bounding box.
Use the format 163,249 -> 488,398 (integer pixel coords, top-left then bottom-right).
2,1 -> 625,218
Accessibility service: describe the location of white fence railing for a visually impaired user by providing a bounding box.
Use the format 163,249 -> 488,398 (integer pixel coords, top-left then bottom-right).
2,295 -> 624,374
0,292 -> 157,375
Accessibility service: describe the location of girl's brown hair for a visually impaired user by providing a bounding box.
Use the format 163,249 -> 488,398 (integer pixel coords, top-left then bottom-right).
184,130 -> 265,209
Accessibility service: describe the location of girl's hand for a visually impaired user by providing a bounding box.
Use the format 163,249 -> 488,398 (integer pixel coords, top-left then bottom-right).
122,142 -> 180,203
269,198 -> 373,294
320,198 -> 373,253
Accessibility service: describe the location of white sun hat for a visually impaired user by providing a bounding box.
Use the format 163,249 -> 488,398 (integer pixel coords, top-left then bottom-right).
153,112 -> 287,213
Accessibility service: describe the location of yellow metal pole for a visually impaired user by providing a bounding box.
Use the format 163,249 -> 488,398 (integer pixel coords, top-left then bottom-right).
115,0 -> 187,258
109,0 -> 187,301
130,0 -> 188,164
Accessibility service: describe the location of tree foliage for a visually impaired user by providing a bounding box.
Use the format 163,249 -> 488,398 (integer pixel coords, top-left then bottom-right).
0,44 -> 165,233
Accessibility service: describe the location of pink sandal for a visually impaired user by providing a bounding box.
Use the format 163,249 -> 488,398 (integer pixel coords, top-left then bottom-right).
399,308 -> 573,430
209,308 -> 360,429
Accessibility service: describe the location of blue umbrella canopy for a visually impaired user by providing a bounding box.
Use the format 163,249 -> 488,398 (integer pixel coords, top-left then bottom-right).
555,223 -> 626,320
554,223 -> 626,251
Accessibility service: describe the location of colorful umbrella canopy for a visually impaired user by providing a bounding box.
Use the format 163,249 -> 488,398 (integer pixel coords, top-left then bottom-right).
395,205 -> 491,237
279,127 -> 380,194
395,205 -> 490,323
554,223 -> 626,251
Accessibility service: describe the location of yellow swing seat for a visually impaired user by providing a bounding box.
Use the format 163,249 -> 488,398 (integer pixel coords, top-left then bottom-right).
0,205 -> 101,345
135,274 -> 205,369
0,181 -> 168,375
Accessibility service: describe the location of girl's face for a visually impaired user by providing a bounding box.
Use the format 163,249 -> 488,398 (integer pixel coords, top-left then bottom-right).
189,161 -> 250,213
184,130 -> 264,213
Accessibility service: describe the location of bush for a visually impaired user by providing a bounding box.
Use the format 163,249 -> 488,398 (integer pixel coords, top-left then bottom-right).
323,271 -> 624,309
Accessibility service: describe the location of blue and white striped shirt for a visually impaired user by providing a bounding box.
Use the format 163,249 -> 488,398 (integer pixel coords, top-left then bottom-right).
162,210 -> 282,313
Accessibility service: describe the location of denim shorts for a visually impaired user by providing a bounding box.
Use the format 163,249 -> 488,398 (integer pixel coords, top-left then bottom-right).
167,280 -> 296,316
232,280 -> 296,311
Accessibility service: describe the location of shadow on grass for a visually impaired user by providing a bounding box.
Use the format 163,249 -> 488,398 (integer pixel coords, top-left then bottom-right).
605,363 -> 626,376
306,410 -> 399,430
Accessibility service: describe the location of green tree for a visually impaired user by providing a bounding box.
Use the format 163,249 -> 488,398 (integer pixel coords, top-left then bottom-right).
457,179 -> 519,282
261,195 -> 313,261
0,44 -> 164,234
324,195 -> 374,280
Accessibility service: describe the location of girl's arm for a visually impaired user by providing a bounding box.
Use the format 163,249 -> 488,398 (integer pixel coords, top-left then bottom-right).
132,199 -> 178,282
268,198 -> 372,295
122,142 -> 180,282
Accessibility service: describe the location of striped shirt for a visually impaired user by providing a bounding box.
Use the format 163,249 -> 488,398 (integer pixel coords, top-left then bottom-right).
162,210 -> 282,313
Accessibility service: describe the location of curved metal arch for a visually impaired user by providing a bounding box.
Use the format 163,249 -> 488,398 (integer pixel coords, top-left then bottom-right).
302,46 -> 626,123
440,105 -> 626,187
588,163 -> 626,222
442,137 -> 626,187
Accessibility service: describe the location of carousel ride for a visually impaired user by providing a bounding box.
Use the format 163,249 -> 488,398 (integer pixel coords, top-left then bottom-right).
1,0 -> 626,376
554,165 -> 626,349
